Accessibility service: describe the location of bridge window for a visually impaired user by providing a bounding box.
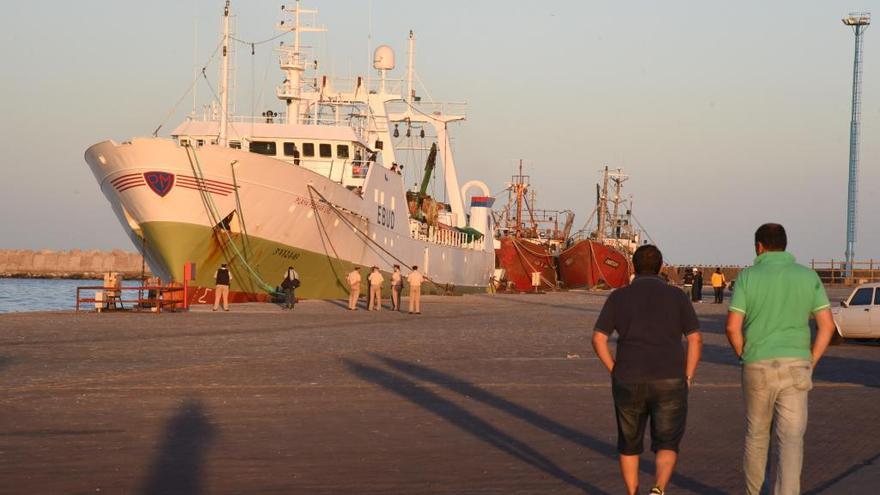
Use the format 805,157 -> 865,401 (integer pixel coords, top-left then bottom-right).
229,141 -> 241,149
337,144 -> 350,159
249,141 -> 277,155
302,143 -> 315,157
319,143 -> 332,158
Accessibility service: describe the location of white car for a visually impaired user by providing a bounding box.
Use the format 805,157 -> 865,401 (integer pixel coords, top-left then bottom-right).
832,282 -> 880,339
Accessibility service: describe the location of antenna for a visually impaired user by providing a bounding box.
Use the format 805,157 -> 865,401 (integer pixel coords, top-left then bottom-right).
842,12 -> 870,280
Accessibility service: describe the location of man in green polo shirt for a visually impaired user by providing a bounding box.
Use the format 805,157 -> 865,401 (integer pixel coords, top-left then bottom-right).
726,223 -> 836,495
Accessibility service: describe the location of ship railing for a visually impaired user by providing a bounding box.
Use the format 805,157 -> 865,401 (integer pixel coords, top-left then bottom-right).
408,220 -> 483,250
387,101 -> 468,120
226,113 -> 362,128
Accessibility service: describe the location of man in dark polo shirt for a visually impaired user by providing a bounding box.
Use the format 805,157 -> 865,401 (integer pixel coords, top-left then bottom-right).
592,244 -> 703,495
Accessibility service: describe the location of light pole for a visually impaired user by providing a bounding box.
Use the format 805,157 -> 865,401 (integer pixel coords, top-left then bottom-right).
842,12 -> 870,280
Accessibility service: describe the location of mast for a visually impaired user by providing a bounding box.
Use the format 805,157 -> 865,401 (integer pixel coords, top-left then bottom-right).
515,160 -> 524,238
407,31 -> 415,104
596,166 -> 609,242
277,1 -> 325,124
218,0 -> 231,145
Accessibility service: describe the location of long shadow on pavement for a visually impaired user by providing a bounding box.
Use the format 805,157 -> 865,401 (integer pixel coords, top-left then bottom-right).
140,398 -> 215,495
803,451 -> 880,495
699,342 -> 880,388
372,355 -> 727,495
344,358 -> 609,494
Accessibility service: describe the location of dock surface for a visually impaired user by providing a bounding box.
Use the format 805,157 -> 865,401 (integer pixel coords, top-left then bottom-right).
1,291 -> 878,494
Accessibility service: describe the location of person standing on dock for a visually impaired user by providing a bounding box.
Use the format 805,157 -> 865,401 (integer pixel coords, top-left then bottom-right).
390,265 -> 403,311
346,267 -> 362,311
711,268 -> 726,304
692,268 -> 703,303
281,266 -> 299,310
368,266 -> 384,311
213,263 -> 232,312
592,244 -> 703,495
407,265 -> 424,314
682,267 -> 694,296
726,223 -> 836,495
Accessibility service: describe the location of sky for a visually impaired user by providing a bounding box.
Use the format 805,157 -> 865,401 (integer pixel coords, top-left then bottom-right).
2,0 -> 880,266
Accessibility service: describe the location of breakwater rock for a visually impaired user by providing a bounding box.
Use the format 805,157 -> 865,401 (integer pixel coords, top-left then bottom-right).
0,249 -> 150,279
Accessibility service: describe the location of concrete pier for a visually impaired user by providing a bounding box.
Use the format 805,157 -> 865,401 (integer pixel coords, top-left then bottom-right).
0,249 -> 147,279
0,291 -> 877,494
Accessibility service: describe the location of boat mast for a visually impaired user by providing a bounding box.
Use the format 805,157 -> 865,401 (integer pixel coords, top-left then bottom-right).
515,159 -> 524,238
596,166 -> 609,242
611,170 -> 622,237
218,0 -> 231,145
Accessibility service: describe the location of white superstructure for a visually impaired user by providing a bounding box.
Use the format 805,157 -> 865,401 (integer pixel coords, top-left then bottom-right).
84,1 -> 494,300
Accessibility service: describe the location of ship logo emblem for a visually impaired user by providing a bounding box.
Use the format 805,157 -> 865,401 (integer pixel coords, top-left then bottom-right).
144,171 -> 175,197
604,258 -> 620,268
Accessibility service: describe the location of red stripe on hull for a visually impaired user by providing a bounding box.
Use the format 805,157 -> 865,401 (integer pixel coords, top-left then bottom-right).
114,178 -> 145,189
175,184 -> 233,196
117,182 -> 146,192
176,178 -> 235,190
177,175 -> 237,189
187,286 -> 272,305
111,173 -> 141,185
558,240 -> 631,289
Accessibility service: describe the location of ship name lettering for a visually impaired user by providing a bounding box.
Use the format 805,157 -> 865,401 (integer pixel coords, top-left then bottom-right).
377,205 -> 395,229
273,247 -> 301,261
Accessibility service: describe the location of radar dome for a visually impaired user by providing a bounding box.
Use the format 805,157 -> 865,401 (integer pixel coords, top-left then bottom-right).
373,45 -> 395,70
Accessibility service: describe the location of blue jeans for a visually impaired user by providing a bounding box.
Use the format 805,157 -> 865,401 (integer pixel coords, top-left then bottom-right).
742,358 -> 812,495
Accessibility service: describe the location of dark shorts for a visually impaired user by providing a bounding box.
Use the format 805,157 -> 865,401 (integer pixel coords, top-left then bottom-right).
612,378 -> 688,455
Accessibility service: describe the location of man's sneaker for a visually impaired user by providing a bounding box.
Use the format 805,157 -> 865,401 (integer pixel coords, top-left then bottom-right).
649,487 -> 664,495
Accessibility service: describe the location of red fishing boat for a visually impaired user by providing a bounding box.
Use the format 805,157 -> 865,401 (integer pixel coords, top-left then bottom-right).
493,161 -> 574,291
559,167 -> 637,289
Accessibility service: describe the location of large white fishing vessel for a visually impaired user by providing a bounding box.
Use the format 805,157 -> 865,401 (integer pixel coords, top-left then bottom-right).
84,1 -> 495,301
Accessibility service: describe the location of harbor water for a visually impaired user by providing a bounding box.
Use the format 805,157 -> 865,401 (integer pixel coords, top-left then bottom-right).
0,278 -> 139,313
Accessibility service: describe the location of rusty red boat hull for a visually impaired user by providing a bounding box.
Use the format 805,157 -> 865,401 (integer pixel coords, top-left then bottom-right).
495,237 -> 557,291
558,240 -> 631,289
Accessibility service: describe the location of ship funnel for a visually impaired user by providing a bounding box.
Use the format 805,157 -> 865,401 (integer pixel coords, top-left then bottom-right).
461,180 -> 493,240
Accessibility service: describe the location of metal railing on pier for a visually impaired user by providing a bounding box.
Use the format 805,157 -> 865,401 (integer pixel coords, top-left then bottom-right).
811,259 -> 880,284
75,285 -> 185,313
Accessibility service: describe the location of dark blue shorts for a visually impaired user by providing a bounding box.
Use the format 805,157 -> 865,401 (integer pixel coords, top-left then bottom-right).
612,378 -> 688,455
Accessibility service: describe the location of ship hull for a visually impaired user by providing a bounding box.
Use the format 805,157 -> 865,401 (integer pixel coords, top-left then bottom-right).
495,237 -> 557,291
558,240 -> 631,289
84,138 -> 494,300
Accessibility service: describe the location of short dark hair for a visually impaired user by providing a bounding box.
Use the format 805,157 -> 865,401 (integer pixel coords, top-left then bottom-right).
632,244 -> 663,275
412,265 -> 418,270
755,223 -> 787,251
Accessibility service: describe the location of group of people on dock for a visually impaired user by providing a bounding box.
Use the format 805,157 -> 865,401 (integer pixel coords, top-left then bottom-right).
593,223 -> 835,495
681,266 -> 728,304
346,264 -> 425,314
211,263 -> 426,314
